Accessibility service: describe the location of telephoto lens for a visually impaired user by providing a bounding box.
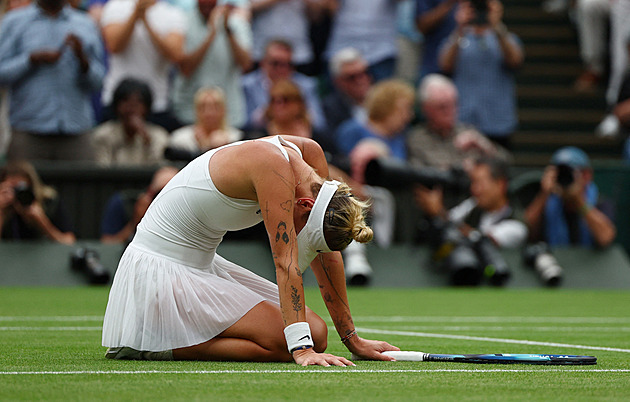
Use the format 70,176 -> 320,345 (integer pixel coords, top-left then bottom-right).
71,247 -> 111,285
522,242 -> 563,287
470,231 -> 511,287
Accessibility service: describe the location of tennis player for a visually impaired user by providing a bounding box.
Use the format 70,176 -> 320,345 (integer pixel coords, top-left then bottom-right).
102,135 -> 399,366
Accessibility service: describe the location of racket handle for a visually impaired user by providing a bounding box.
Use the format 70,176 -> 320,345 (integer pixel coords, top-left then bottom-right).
382,351 -> 427,361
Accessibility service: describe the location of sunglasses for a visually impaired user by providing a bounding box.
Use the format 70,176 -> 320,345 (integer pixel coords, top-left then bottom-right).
270,95 -> 301,105
266,59 -> 293,69
339,70 -> 369,82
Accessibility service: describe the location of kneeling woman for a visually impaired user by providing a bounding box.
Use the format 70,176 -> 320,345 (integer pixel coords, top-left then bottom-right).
102,135 -> 399,366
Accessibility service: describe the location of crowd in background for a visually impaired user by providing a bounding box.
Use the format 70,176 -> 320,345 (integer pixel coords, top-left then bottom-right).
0,0 -> 621,283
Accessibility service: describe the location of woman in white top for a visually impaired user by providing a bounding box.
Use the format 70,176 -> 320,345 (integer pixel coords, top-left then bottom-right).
102,135 -> 399,366
167,87 -> 242,160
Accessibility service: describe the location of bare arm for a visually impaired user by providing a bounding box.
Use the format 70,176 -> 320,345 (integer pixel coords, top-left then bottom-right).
310,252 -> 399,360
224,9 -> 253,72
140,15 -> 185,63
488,1 -> 523,69
524,167 -> 555,242
101,0 -> 151,54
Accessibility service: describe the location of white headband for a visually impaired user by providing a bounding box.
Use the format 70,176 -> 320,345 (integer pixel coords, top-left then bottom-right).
296,180 -> 341,272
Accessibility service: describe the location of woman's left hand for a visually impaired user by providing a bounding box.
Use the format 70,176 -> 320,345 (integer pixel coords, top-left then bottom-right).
346,336 -> 400,361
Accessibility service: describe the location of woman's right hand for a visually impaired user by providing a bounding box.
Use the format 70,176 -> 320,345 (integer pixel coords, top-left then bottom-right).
292,348 -> 355,367
0,182 -> 14,209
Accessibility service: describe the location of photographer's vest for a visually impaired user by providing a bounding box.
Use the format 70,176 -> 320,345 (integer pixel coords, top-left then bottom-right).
463,204 -> 517,231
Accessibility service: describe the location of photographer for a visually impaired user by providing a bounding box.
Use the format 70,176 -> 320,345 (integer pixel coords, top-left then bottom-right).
524,146 -> 616,248
417,157 -> 527,284
0,160 -> 75,244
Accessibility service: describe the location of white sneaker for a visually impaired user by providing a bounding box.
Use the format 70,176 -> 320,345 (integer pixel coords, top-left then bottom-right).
343,241 -> 373,286
595,114 -> 620,138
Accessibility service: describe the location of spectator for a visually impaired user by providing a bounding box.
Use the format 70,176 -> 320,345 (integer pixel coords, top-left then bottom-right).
92,78 -> 169,166
325,0 -> 399,82
100,165 -> 178,244
524,146 -> 616,249
417,157 -> 527,285
573,0 -> 609,92
407,74 -> 511,171
0,0 -> 105,161
250,0 -> 325,76
1,0 -> 32,160
323,47 -> 372,135
0,160 -> 75,244
168,87 -> 243,161
241,39 -> 326,132
100,0 -> 186,132
336,79 -> 415,160
172,0 -> 252,129
439,0 -> 523,150
415,0 -> 457,78
395,0 -> 423,84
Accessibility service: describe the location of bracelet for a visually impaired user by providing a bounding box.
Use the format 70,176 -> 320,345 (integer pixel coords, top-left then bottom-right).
284,322 -> 314,354
290,345 -> 313,354
579,203 -> 593,216
340,329 -> 357,343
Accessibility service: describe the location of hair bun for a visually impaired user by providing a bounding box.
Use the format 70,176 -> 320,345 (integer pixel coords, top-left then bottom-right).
352,223 -> 374,243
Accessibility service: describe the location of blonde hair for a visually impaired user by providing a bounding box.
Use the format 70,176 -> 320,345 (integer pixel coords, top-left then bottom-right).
312,181 -> 373,251
0,160 -> 56,204
364,79 -> 415,123
194,87 -> 228,130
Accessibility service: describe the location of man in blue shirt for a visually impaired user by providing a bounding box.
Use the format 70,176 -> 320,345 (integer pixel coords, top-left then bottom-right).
0,0 -> 105,161
241,39 -> 326,133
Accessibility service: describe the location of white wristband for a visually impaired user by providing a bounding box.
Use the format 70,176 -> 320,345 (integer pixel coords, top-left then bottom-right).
284,322 -> 314,353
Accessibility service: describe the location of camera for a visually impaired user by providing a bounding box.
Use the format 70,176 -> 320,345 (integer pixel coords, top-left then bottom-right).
522,242 -> 563,287
13,181 -> 35,206
70,247 -> 111,285
428,218 -> 510,286
470,0 -> 489,25
555,163 -> 574,188
364,158 -> 470,190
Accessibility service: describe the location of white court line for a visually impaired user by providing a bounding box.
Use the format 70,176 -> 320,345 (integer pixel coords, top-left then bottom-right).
1,369 -> 628,376
358,327 -> 630,353
2,316 -> 630,324
0,327 -> 102,331
0,316 -> 103,322
353,316 -> 630,324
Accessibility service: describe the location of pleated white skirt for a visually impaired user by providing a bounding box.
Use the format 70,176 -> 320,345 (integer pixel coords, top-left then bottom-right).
101,244 -> 280,351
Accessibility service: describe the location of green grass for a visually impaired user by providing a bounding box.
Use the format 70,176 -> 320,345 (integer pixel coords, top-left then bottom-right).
1,287 -> 629,401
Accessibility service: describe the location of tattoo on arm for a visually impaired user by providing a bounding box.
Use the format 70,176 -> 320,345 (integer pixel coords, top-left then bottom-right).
275,221 -> 289,244
318,255 -> 349,310
290,285 -> 303,316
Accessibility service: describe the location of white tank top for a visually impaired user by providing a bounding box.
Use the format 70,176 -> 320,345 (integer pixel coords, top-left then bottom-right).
131,136 -> 302,268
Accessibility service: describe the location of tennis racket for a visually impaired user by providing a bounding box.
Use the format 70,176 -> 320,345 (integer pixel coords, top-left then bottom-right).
369,351 -> 597,365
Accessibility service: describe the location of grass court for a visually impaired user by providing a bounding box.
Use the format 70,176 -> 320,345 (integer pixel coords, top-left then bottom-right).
1,287 -> 629,401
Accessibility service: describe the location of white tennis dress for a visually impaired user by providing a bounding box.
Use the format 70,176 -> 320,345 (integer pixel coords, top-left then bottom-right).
102,136 -> 301,351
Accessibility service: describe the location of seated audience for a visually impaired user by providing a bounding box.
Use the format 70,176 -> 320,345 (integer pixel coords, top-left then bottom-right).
408,74 -> 511,171
92,78 -> 169,166
323,47 -> 372,135
168,87 -> 243,161
524,146 -> 616,249
0,160 -> 75,244
336,79 -> 415,160
100,166 -> 178,244
172,0 -> 252,129
0,0 -> 105,161
241,39 -> 326,132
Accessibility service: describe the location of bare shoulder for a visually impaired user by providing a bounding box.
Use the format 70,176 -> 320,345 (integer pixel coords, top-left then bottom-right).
209,140 -> 293,200
278,135 -> 329,178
